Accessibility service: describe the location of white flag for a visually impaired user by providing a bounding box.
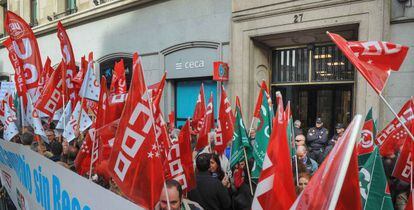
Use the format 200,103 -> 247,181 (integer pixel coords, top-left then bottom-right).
0,96 -> 19,141
55,101 -> 72,130
53,107 -> 63,122
26,94 -> 47,142
62,102 -> 92,142
79,58 -> 100,101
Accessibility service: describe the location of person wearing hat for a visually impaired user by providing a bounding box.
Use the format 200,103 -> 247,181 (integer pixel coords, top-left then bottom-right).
322,123 -> 345,160
306,117 -> 329,164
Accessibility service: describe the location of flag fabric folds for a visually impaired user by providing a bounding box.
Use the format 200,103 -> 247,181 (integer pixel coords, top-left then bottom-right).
359,147 -> 393,210
4,11 -> 43,96
375,98 -> 414,156
195,93 -> 214,151
192,84 -> 206,133
357,108 -> 377,155
215,86 -> 234,154
107,53 -> 164,209
328,32 -> 409,94
251,84 -> 273,179
290,115 -> 363,210
252,98 -> 296,210
166,120 -> 196,192
230,97 -> 251,168
79,53 -> 100,101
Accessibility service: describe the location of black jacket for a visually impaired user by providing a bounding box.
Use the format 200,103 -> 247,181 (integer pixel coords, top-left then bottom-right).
188,171 -> 231,210
306,127 -> 329,150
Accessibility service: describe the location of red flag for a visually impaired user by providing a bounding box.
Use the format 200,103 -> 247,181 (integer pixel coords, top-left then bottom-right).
195,93 -> 214,151
43,57 -> 54,84
328,32 -> 409,94
215,86 -> 234,154
392,136 -> 413,183
406,192 -> 413,210
191,84 -> 206,133
275,91 -> 283,114
96,77 -> 109,129
57,21 -> 78,101
110,59 -> 127,95
152,73 -> 171,161
74,131 -> 93,175
168,111 -> 175,130
153,72 -> 166,108
166,120 -> 196,192
72,55 -> 87,89
253,81 -> 272,118
36,57 -> 51,95
4,11 -> 43,95
108,52 -> 164,209
35,60 -> 65,118
375,98 -> 414,156
3,38 -> 27,98
96,119 -> 119,166
291,116 -> 363,210
106,93 -> 126,123
252,98 -> 295,209
357,109 -> 376,155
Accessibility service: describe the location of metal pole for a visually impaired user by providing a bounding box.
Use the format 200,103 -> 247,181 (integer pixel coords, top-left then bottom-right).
378,94 -> 414,141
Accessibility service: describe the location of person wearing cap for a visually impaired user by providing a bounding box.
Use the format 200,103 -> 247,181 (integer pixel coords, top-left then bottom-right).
306,117 -> 329,164
322,123 -> 345,160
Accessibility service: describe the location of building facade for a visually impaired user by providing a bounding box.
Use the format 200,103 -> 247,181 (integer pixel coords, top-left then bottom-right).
0,0 -> 413,132
0,0 -> 231,126
230,0 -> 414,132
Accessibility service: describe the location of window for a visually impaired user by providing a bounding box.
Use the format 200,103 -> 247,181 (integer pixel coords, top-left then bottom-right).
30,0 -> 38,27
0,1 -> 7,38
272,44 -> 354,84
312,45 -> 354,82
66,0 -> 77,14
99,57 -> 133,90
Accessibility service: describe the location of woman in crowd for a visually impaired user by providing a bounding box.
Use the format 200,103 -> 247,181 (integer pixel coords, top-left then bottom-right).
296,172 -> 311,195
209,153 -> 230,188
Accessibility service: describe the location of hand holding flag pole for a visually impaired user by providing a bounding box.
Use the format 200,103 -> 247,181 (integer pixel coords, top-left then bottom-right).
327,32 -> 414,142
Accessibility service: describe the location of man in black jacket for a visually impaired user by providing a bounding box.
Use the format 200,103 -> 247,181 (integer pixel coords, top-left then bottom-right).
306,118 -> 328,164
188,153 -> 231,210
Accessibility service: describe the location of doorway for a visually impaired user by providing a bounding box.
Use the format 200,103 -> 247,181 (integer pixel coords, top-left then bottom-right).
272,84 -> 353,137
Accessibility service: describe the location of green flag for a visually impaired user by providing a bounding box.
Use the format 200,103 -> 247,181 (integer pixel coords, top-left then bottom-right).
251,90 -> 272,178
230,105 -> 251,168
286,102 -> 296,158
359,147 -> 394,210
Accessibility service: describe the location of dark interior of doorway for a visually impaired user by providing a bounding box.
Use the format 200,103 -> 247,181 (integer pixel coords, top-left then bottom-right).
271,84 -> 353,138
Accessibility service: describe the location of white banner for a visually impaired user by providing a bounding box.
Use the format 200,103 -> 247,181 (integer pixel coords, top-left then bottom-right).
0,140 -> 144,210
0,82 -> 15,100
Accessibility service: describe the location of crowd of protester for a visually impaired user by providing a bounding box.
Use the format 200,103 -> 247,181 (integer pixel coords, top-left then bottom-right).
0,115 -> 411,210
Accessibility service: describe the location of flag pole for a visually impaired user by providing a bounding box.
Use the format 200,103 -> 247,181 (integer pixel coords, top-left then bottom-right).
294,155 -> 299,186
243,147 -> 254,196
19,95 -> 25,133
88,131 -> 96,180
378,94 -> 414,141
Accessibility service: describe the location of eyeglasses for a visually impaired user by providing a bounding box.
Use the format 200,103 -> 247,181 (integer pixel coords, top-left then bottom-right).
295,139 -> 304,142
